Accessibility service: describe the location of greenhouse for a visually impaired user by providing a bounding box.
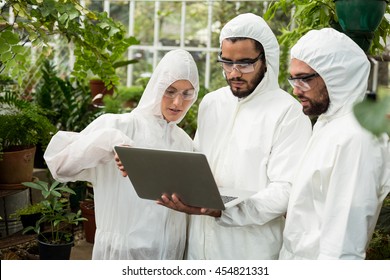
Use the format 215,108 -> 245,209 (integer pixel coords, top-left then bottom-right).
0,0 -> 389,271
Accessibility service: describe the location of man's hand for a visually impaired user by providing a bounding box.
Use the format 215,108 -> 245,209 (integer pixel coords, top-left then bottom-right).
157,193 -> 221,217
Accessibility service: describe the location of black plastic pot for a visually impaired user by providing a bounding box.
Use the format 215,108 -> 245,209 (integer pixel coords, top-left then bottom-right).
38,232 -> 74,260
20,213 -> 42,234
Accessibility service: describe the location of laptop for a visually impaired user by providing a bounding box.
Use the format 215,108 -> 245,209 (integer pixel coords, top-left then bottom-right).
114,146 -> 256,210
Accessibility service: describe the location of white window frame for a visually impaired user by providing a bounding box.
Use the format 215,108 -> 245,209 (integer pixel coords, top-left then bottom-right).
82,0 -> 269,89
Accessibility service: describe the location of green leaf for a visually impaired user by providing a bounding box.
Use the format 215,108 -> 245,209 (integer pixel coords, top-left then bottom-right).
97,22 -> 110,30
57,185 -> 76,195
1,51 -> 13,61
50,190 -> 62,198
22,181 -> 45,191
51,180 -> 62,189
108,26 -> 121,37
353,95 -> 390,136
58,13 -> 69,25
112,59 -> 138,68
11,45 -> 25,55
2,31 -> 20,45
0,43 -> 10,53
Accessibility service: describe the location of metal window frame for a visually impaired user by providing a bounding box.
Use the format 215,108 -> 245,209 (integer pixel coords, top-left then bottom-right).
90,0 -> 269,89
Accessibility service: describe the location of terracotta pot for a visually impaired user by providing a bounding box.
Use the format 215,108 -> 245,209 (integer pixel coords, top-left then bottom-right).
80,200 -> 96,243
89,79 -> 114,107
0,146 -> 36,188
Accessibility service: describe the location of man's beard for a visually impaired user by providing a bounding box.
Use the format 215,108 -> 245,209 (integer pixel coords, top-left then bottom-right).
303,86 -> 330,116
226,69 -> 265,98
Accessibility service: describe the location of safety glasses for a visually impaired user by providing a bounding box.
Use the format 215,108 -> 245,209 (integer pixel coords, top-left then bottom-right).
217,52 -> 264,74
288,73 -> 319,91
163,88 -> 195,100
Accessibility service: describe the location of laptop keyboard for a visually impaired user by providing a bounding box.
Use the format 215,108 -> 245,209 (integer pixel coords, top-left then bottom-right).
221,195 -> 238,204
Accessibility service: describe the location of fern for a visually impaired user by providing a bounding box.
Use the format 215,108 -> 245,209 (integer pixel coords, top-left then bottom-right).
0,90 -> 57,152
34,60 -> 102,132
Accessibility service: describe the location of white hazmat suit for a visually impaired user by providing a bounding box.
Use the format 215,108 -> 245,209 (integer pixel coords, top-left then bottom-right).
44,49 -> 199,259
279,28 -> 390,260
186,14 -> 312,259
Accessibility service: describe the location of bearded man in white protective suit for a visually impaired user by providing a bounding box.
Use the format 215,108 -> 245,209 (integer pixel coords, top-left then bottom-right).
279,28 -> 390,260
158,13 -> 312,259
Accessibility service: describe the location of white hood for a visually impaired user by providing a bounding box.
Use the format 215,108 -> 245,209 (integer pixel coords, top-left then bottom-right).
219,13 -> 280,93
291,28 -> 370,118
132,49 -> 199,124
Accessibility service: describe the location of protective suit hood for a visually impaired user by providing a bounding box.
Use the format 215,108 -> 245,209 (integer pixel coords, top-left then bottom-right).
219,13 -> 280,94
132,49 -> 199,124
291,28 -> 370,118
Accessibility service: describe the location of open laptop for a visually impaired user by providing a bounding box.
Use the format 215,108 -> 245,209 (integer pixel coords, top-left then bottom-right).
114,146 -> 256,210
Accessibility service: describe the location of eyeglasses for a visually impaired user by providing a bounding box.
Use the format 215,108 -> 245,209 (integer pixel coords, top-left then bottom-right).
217,52 -> 264,74
287,73 -> 320,91
163,88 -> 195,100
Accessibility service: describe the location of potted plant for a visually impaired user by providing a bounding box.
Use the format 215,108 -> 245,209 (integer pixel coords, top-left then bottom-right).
0,90 -> 57,188
264,0 -> 390,90
10,202 -> 44,233
334,0 -> 388,52
89,58 -> 139,107
101,84 -> 145,113
22,180 -> 86,260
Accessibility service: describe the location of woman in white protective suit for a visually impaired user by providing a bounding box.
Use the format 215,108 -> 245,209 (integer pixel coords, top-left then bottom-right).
44,49 -> 199,259
280,28 -> 390,259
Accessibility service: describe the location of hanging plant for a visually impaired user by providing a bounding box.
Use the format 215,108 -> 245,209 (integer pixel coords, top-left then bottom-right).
264,0 -> 389,55
264,0 -> 390,135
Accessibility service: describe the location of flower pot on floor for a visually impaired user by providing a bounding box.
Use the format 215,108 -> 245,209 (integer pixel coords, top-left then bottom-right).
38,232 -> 74,260
80,200 -> 96,243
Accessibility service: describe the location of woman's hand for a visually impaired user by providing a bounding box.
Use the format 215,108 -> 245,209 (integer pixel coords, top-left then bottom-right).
114,152 -> 128,177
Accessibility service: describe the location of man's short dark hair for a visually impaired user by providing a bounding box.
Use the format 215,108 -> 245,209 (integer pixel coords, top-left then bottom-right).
224,37 -> 265,63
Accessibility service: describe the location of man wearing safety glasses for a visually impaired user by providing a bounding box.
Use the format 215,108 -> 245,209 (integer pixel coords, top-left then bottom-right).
280,28 -> 390,260
287,72 -> 327,116
216,51 -> 265,98
159,13 -> 312,260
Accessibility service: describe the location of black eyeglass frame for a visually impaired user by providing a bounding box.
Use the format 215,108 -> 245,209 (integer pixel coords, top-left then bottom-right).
288,72 -> 319,82
217,52 -> 264,66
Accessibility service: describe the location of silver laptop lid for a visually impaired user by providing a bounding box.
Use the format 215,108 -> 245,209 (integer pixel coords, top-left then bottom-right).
114,146 -> 226,210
